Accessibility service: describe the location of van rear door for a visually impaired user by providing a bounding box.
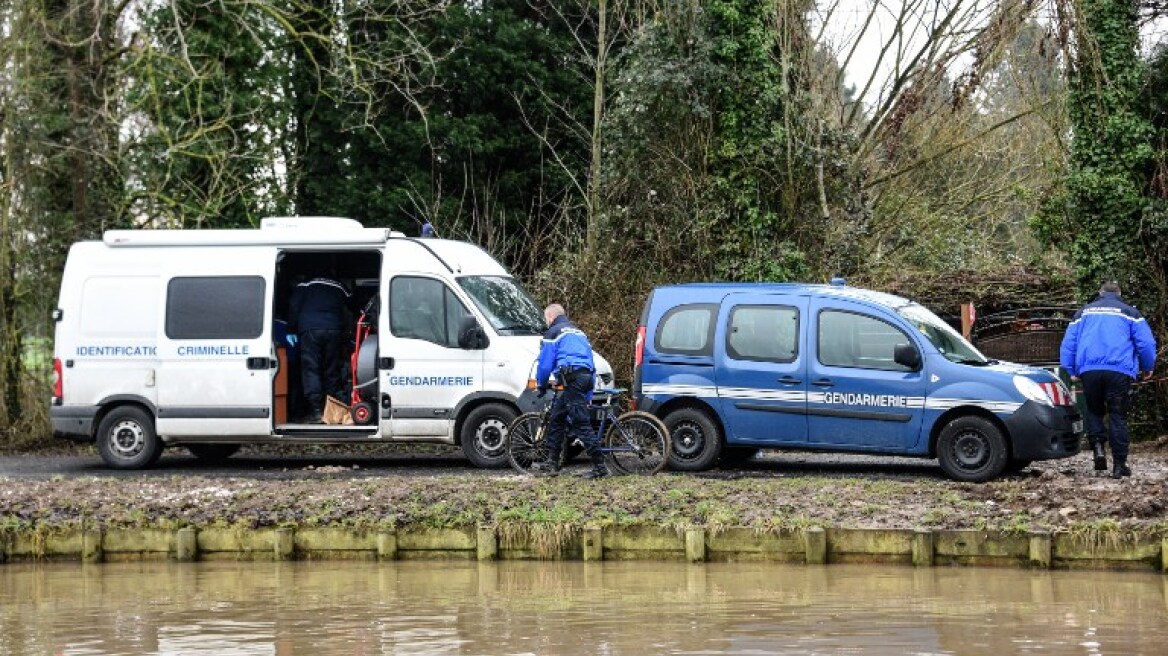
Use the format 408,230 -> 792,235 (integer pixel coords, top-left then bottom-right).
713,293 -> 809,445
806,297 -> 927,450
155,247 -> 277,437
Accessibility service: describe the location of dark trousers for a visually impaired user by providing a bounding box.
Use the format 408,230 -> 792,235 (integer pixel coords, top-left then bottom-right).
544,369 -> 599,462
300,328 -> 345,416
1080,370 -> 1133,460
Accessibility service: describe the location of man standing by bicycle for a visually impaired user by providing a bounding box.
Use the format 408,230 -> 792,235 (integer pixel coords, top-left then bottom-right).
532,303 -> 608,479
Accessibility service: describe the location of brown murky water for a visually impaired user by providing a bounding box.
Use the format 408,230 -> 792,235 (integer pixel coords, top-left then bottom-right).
0,560 -> 1165,655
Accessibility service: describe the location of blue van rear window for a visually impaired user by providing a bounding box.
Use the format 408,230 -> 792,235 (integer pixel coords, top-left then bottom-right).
656,304 -> 717,355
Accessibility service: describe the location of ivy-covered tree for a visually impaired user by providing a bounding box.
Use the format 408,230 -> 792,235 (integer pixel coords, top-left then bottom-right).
1036,0 -> 1153,296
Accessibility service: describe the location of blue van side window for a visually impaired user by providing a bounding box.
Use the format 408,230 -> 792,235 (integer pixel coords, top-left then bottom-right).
656,304 -> 717,355
727,305 -> 798,362
818,310 -> 913,371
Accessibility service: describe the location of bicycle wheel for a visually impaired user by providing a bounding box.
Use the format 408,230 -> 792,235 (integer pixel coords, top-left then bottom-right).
605,411 -> 670,475
507,412 -> 548,475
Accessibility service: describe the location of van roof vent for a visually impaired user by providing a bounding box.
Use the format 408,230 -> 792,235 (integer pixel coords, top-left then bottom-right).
260,216 -> 364,231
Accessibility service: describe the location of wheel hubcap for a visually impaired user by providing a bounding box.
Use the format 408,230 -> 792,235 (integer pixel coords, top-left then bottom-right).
953,431 -> 988,468
475,418 -> 507,456
109,420 -> 145,458
672,422 -> 704,459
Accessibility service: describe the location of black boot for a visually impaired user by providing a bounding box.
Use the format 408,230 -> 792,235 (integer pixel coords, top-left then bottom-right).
1091,441 -> 1107,471
1111,458 -> 1131,479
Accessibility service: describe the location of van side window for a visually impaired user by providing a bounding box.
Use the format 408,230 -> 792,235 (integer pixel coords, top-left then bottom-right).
165,276 -> 265,339
727,305 -> 798,362
390,276 -> 471,348
818,310 -> 914,371
656,304 -> 717,355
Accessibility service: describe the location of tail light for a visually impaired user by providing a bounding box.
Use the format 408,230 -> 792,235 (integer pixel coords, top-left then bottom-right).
52,358 -> 63,401
635,325 -> 646,367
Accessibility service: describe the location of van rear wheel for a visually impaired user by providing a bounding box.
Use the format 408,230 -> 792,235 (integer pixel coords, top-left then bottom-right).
96,406 -> 162,470
461,403 -> 518,469
937,416 -> 1008,482
664,408 -> 722,471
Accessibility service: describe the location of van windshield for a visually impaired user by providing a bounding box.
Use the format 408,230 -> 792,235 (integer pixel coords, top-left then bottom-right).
458,276 -> 545,335
897,304 -> 990,364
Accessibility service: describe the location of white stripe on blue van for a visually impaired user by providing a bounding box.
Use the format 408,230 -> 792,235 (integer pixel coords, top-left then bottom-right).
642,384 -> 1022,415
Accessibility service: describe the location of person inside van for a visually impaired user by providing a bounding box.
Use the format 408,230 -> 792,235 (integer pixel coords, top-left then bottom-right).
288,272 -> 352,423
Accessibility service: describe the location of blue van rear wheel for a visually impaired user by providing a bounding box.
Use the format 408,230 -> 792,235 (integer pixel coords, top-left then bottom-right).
936,416 -> 1008,482
664,408 -> 722,471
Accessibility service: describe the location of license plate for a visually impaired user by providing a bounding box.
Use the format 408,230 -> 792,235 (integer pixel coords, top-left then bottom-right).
1072,420 -> 1084,434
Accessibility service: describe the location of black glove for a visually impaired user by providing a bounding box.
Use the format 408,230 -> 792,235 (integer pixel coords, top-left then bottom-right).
536,386 -> 548,398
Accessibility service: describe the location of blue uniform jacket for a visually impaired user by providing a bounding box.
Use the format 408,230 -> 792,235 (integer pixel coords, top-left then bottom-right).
536,316 -> 595,386
288,278 -> 351,333
1059,292 -> 1157,379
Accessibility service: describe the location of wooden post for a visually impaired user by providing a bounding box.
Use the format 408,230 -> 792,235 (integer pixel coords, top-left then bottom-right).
1030,531 -> 1053,569
804,527 -> 827,565
274,528 -> 294,560
583,526 -> 604,561
175,527 -> 198,562
685,527 -> 706,563
912,529 -> 934,567
476,524 -> 498,561
377,531 -> 398,560
961,303 -> 976,340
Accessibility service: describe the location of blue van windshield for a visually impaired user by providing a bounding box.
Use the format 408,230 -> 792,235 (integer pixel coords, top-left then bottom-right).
897,304 -> 989,364
458,276 -> 544,335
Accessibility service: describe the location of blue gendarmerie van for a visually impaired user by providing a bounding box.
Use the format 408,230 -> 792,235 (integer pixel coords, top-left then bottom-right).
632,281 -> 1082,482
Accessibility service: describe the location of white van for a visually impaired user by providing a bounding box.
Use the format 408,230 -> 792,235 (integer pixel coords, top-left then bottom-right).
50,217 -> 613,469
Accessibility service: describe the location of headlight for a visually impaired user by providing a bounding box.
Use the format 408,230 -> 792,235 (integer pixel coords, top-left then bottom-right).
1013,376 -> 1054,407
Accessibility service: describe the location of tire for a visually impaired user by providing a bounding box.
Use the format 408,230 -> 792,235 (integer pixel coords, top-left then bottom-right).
719,446 -> 761,468
96,406 -> 162,470
936,415 -> 1009,482
461,403 -> 518,469
351,401 -> 375,425
506,412 -> 547,475
664,407 -> 722,471
606,411 -> 669,475
186,444 -> 241,462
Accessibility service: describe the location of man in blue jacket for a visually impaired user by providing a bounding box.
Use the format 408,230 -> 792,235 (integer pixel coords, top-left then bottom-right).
288,274 -> 352,423
1060,281 -> 1157,478
532,304 -> 606,478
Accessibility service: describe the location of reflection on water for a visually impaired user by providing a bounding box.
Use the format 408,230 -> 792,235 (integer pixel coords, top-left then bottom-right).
1,559 -> 1165,655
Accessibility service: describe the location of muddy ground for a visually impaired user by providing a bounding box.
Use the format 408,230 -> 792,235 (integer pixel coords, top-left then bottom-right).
1,440 -> 1166,536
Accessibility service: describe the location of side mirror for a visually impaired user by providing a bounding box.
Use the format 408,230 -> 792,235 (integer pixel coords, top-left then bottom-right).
893,343 -> 922,371
458,315 -> 489,350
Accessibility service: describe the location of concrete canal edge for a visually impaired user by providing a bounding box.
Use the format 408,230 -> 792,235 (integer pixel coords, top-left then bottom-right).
1,525 -> 1166,573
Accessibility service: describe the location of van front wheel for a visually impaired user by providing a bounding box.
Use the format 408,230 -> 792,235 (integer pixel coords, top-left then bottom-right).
664,408 -> 722,471
936,416 -> 1008,482
96,406 -> 162,470
461,403 -> 518,469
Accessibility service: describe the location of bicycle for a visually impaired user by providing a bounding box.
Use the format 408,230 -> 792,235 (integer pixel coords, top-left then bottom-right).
506,386 -> 670,475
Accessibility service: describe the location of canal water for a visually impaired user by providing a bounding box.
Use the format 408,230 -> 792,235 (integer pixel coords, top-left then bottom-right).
1,560 -> 1165,654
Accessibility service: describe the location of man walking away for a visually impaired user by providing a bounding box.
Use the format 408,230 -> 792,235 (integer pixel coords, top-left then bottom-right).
1059,281 -> 1157,478
531,303 -> 607,479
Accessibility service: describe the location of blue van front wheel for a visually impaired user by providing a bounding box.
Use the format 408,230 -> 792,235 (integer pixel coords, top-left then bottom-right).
664,408 -> 722,471
936,416 -> 1008,483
